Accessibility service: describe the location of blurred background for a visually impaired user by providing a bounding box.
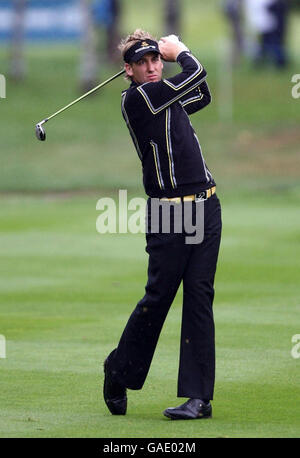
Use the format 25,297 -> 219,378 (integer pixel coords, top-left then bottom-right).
0,0 -> 299,193
0,0 -> 300,438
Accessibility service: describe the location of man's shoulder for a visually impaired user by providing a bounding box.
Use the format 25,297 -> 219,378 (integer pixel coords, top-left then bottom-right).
121,85 -> 144,110
122,82 -> 141,95
122,84 -> 138,99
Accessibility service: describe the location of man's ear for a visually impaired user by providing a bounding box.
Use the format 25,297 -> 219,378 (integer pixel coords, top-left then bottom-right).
125,63 -> 133,78
158,55 -> 164,71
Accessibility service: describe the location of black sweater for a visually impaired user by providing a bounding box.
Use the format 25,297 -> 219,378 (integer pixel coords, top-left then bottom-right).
121,51 -> 216,198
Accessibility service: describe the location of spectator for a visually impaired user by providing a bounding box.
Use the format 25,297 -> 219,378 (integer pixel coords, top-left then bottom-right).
244,0 -> 289,68
268,0 -> 289,67
222,0 -> 244,65
92,0 -> 121,63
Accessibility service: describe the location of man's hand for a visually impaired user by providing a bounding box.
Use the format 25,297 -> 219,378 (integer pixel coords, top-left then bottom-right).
158,35 -> 189,62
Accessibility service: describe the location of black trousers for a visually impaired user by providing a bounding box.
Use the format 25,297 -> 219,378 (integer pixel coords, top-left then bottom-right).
109,194 -> 222,400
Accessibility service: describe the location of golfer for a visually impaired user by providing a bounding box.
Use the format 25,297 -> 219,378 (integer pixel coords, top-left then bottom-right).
103,30 -> 222,420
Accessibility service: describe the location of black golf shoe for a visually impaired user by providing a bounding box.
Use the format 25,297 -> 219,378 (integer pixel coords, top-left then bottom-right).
163,398 -> 212,420
103,357 -> 127,415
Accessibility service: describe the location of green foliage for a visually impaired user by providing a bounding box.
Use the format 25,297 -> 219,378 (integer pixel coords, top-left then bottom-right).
0,3 -> 299,193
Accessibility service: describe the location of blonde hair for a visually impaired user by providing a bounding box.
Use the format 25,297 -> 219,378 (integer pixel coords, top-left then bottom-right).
118,29 -> 157,58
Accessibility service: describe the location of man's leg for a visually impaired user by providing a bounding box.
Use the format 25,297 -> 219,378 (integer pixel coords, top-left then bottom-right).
177,195 -> 222,400
108,229 -> 191,390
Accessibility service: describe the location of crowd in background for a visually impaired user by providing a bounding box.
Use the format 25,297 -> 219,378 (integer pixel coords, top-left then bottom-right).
4,0 -> 293,85
223,0 -> 289,68
91,0 -> 291,70
91,0 -> 291,69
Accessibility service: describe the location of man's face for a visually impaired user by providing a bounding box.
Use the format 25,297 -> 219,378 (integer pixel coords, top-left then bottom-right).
125,52 -> 164,84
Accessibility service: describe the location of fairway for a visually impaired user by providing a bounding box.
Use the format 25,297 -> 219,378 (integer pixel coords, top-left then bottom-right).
0,0 -> 300,440
0,192 -> 299,438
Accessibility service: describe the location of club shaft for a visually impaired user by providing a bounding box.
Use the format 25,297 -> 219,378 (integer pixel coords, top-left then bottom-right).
46,69 -> 125,122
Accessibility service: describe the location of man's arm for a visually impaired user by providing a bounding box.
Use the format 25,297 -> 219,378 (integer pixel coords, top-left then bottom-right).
135,36 -> 207,115
179,80 -> 212,115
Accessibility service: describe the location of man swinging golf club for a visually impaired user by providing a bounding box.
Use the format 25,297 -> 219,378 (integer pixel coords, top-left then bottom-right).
103,30 -> 222,420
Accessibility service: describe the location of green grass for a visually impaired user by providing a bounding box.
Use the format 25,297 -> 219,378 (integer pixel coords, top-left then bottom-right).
0,192 -> 299,438
0,1 -> 300,438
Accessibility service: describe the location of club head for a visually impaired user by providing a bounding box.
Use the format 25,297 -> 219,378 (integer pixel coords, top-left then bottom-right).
35,123 -> 46,141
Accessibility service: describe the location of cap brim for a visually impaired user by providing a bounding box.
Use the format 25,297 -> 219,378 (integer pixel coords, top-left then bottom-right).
130,49 -> 161,63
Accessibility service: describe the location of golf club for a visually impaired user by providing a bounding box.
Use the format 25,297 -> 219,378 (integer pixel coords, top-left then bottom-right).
35,68 -> 125,141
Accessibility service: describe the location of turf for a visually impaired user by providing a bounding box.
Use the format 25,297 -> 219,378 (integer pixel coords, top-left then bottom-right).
0,1 -> 299,439
0,192 -> 299,438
